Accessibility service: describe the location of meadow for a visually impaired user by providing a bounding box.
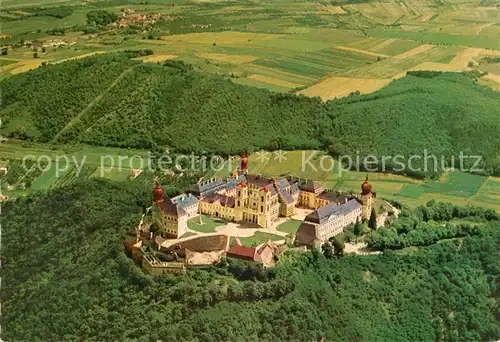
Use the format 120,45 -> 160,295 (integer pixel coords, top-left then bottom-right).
0,139 -> 149,196
1,0 -> 499,97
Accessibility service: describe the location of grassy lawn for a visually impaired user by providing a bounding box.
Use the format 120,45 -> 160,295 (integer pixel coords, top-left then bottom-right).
188,215 -> 225,233
239,231 -> 284,247
276,219 -> 302,234
92,167 -> 132,181
0,140 -> 149,168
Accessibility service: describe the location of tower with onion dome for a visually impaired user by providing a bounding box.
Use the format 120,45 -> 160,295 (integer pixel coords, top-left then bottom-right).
239,152 -> 248,174
151,182 -> 188,238
360,175 -> 373,220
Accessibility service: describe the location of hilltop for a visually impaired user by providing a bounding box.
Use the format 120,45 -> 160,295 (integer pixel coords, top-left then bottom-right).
2,179 -> 499,341
1,53 -> 499,176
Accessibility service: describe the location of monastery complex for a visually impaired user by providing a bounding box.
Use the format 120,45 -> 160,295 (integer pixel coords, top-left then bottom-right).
151,152 -> 375,247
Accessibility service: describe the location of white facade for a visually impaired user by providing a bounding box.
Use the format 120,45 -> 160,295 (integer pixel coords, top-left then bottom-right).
314,205 -> 362,241
172,193 -> 199,218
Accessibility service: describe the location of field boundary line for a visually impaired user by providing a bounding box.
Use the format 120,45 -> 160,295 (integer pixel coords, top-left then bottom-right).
50,65 -> 136,143
467,176 -> 492,203
335,46 -> 390,58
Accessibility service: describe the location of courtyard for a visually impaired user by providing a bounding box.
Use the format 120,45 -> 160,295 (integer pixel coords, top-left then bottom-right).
167,216 -> 290,249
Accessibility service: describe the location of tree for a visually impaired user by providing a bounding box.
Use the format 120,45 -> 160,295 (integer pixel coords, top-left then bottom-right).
353,218 -> 364,242
148,29 -> 161,40
33,52 -> 39,59
86,10 -> 118,25
368,208 -> 377,230
331,237 -> 345,257
321,241 -> 334,259
310,246 -> 321,263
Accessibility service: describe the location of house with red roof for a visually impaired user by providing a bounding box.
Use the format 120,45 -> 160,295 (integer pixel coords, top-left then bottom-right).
226,239 -> 276,266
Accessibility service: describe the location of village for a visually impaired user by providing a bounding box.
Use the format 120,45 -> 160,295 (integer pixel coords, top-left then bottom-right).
126,152 -> 397,275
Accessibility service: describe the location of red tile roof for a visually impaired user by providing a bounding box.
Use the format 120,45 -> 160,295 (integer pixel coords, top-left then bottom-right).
227,245 -> 255,260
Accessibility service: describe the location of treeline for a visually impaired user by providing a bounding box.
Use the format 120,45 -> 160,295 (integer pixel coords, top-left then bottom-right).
2,179 -> 499,341
365,200 -> 499,250
0,6 -> 73,21
86,9 -> 118,26
1,53 -> 500,176
28,6 -> 74,18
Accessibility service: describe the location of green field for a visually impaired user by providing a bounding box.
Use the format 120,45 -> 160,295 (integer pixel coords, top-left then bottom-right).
422,171 -> 486,198
1,0 -> 499,96
29,163 -> 71,191
0,59 -> 17,66
0,140 -> 149,197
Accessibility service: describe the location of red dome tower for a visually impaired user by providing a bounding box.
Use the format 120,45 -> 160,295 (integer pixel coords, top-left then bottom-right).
152,182 -> 165,203
239,152 -> 248,174
361,175 -> 372,195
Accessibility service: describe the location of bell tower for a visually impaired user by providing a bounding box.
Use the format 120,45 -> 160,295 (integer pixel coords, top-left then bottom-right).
239,152 -> 248,174
360,175 -> 373,220
234,181 -> 247,221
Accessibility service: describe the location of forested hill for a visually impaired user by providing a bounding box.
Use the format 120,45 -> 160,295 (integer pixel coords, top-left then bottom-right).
1,53 -> 500,174
2,179 -> 499,341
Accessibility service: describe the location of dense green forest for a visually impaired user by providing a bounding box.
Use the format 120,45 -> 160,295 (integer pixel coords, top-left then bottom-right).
2,178 -> 499,341
1,53 -> 500,176
365,200 -> 499,250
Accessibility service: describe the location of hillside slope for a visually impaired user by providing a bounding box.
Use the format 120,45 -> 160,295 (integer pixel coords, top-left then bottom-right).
1,54 -> 499,174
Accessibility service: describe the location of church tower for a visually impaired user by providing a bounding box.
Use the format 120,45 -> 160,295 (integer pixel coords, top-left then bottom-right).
239,152 -> 248,174
234,180 -> 248,222
360,175 -> 373,220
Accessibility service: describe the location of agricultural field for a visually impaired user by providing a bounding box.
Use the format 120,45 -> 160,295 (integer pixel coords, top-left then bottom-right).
1,0 -> 499,97
215,150 -> 500,212
0,139 -> 149,198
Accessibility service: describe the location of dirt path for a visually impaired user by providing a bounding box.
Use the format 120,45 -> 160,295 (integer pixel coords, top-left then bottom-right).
50,65 -> 135,143
393,44 -> 434,60
344,242 -> 381,255
476,22 -> 493,35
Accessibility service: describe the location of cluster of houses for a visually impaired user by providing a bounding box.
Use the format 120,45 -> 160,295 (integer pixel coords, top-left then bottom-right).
113,11 -> 183,28
128,153 -> 376,274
